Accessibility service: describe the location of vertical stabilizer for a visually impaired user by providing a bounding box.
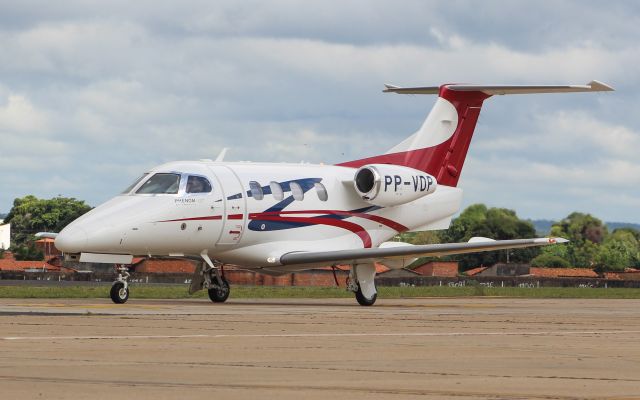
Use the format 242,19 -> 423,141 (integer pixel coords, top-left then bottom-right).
338,81 -> 613,187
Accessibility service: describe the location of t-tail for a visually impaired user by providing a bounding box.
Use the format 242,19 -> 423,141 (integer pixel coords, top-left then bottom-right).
338,81 -> 613,187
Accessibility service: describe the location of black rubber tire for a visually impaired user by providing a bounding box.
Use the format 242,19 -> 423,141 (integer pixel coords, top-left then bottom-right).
207,277 -> 230,303
110,282 -> 129,304
355,285 -> 377,306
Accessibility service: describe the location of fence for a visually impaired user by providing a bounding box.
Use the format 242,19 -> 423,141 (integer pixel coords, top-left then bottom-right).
2,270 -> 640,289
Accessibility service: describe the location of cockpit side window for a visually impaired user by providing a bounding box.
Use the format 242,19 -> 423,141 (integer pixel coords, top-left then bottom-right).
186,175 -> 212,194
121,173 -> 149,194
136,173 -> 181,194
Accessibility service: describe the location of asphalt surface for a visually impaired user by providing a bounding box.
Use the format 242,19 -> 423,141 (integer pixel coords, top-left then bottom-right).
1,297 -> 640,399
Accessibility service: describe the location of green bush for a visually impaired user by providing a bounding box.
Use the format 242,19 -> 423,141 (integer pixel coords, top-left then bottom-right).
530,253 -> 571,268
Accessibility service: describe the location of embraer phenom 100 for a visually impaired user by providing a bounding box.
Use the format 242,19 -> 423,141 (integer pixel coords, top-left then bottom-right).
51,80 -> 613,305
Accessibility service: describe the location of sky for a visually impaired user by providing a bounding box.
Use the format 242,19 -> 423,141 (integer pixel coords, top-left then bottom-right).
1,0 -> 639,222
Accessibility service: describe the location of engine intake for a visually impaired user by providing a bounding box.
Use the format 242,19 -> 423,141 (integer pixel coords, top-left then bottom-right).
353,164 -> 437,207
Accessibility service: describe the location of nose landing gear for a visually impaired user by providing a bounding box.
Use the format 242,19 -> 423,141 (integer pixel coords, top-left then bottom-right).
110,265 -> 130,304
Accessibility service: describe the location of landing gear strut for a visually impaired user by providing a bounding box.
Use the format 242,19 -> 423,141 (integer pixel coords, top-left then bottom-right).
191,252 -> 230,303
110,265 -> 130,304
348,264 -> 377,306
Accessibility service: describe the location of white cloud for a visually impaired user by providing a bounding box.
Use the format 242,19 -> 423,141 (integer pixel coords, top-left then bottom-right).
0,1 -> 638,224
0,94 -> 48,132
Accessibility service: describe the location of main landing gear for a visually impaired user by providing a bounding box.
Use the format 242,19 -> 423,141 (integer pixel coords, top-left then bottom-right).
110,265 -> 130,304
347,264 -> 377,306
188,252 -> 230,303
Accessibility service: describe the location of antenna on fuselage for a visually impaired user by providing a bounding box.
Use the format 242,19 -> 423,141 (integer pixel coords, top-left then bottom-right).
215,148 -> 228,162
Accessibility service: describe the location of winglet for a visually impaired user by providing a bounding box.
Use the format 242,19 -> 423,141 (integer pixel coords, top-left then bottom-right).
588,80 -> 615,92
383,83 -> 400,91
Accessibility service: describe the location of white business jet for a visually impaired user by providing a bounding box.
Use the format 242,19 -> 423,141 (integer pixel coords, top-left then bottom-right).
51,80 -> 613,305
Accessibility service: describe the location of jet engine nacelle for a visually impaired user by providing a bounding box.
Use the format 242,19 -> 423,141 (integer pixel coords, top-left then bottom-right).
353,164 -> 437,207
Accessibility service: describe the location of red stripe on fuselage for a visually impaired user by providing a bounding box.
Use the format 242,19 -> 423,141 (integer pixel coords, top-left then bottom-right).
157,214 -> 245,223
158,209 -> 405,247
157,215 -> 222,222
250,210 -> 408,233
254,215 -> 373,248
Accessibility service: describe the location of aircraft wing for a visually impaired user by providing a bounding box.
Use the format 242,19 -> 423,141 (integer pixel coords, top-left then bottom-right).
279,237 -> 567,266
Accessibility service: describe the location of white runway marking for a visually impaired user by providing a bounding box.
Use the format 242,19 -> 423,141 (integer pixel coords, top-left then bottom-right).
2,334 -> 210,341
3,330 -> 640,341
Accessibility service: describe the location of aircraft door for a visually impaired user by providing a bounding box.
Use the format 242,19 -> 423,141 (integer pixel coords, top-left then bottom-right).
208,165 -> 246,245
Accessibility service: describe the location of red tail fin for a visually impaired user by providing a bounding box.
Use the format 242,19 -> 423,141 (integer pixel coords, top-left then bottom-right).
338,81 -> 613,187
338,86 -> 490,187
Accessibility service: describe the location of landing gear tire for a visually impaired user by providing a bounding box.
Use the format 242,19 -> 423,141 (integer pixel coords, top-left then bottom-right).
207,277 -> 230,303
355,285 -> 377,306
110,281 -> 129,304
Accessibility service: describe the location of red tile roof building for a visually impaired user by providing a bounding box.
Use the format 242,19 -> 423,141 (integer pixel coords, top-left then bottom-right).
412,261 -> 459,277
35,238 -> 62,258
132,258 -> 197,274
0,252 -> 74,273
465,266 -> 489,276
528,267 -> 599,278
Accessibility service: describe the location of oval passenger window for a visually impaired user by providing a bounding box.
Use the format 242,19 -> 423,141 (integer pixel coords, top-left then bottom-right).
290,182 -> 304,201
270,181 -> 284,201
315,182 -> 328,201
249,181 -> 264,200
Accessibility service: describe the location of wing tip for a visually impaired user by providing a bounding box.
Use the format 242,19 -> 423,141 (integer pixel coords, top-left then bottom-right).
539,237 -> 569,244
383,83 -> 401,93
588,80 -> 615,92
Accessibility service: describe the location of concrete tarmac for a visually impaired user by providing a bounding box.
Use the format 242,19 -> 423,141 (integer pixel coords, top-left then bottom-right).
1,297 -> 640,399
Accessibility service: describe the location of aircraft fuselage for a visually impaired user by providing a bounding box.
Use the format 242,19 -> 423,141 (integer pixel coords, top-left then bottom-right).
56,161 -> 461,269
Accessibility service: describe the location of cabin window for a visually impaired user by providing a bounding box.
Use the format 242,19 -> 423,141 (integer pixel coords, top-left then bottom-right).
315,182 -> 328,201
270,181 -> 284,201
186,176 -> 212,194
136,173 -> 181,194
249,181 -> 264,200
290,182 -> 304,201
121,173 -> 148,194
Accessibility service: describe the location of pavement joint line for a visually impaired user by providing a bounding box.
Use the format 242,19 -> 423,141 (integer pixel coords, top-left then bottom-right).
3,330 -> 640,341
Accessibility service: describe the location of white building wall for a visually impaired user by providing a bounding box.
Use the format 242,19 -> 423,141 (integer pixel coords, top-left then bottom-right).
0,221 -> 10,250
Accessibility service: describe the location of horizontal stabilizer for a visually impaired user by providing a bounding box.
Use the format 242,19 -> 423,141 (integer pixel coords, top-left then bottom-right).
383,81 -> 614,95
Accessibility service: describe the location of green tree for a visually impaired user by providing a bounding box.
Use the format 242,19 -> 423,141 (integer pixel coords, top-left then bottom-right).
4,195 -> 92,260
530,252 -> 571,267
550,212 -> 608,244
595,229 -> 640,271
403,231 -> 441,245
549,212 -> 608,267
439,204 -> 539,270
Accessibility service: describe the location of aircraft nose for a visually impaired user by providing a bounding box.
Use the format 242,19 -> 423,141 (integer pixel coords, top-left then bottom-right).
55,226 -> 88,253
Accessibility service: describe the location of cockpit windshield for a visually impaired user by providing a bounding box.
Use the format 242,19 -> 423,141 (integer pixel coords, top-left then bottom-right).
135,173 -> 181,194
121,173 -> 149,194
